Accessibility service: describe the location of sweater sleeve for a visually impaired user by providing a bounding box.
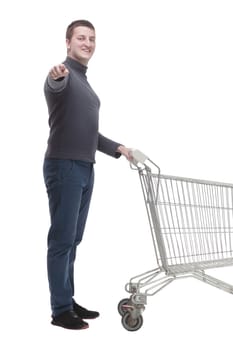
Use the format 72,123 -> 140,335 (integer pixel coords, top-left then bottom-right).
97,133 -> 122,158
45,76 -> 69,93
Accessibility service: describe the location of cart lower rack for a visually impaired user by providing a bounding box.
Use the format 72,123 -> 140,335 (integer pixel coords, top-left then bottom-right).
118,150 -> 233,331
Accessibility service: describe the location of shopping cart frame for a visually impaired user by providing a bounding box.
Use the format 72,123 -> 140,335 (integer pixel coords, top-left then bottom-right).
118,150 -> 233,331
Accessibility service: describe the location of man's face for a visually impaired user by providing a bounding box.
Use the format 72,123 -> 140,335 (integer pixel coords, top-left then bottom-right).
66,26 -> 96,65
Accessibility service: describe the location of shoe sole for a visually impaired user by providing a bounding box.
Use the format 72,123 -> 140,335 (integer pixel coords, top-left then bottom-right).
51,320 -> 89,330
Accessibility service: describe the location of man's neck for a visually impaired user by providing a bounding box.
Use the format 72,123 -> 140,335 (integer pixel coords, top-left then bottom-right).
67,54 -> 88,67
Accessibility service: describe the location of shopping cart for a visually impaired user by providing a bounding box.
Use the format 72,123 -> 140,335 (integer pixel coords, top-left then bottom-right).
118,150 -> 233,331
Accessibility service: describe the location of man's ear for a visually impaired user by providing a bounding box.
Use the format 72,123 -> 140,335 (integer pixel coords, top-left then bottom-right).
66,39 -> 70,50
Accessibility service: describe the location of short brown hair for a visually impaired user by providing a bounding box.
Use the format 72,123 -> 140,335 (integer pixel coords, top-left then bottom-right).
66,20 -> 95,40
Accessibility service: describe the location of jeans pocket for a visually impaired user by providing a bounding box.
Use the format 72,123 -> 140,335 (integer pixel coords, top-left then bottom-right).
43,159 -> 74,189
58,159 -> 74,180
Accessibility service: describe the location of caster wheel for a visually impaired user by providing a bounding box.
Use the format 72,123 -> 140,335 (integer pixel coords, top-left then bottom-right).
118,298 -> 131,316
121,312 -> 143,331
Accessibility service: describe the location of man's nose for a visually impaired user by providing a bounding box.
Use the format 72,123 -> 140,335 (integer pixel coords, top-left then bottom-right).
83,38 -> 91,46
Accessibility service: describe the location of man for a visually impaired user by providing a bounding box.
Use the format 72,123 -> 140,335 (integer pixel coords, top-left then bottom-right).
43,19 -> 132,330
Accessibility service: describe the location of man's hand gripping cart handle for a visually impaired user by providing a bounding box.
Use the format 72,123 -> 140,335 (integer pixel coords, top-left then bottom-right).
130,149 -> 160,174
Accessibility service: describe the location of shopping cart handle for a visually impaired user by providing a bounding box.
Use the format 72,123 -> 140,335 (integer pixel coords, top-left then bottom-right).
130,149 -> 148,166
130,149 -> 161,174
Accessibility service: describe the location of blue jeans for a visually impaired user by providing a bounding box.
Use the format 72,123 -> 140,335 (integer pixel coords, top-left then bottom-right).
43,158 -> 94,316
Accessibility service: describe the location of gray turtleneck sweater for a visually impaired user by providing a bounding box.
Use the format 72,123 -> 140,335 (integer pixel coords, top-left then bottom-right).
44,56 -> 121,162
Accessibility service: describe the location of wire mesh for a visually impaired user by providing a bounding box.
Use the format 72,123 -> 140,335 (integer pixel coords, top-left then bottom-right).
141,172 -> 233,271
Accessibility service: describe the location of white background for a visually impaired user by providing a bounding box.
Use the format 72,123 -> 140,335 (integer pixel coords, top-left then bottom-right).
1,0 -> 233,348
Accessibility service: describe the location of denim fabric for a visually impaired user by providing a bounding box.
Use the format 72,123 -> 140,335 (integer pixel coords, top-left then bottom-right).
43,158 -> 94,316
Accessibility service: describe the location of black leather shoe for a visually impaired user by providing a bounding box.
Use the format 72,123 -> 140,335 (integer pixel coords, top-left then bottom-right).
73,300 -> 100,319
51,310 -> 89,330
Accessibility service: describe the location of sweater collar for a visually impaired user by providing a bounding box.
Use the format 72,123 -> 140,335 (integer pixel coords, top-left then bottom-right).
65,56 -> 88,75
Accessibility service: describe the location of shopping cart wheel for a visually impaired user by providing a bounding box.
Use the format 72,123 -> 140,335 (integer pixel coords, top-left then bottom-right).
121,312 -> 143,331
118,298 -> 131,316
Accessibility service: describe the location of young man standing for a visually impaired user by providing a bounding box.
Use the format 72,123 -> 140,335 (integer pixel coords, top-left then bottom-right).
43,20 -> 132,330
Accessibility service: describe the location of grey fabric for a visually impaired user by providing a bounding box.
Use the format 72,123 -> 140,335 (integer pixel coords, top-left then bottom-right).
44,56 -> 121,162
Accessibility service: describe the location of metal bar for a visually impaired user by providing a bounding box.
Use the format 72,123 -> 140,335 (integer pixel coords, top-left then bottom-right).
156,173 -> 233,189
193,271 -> 233,294
139,170 -> 161,267
140,168 -> 169,270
